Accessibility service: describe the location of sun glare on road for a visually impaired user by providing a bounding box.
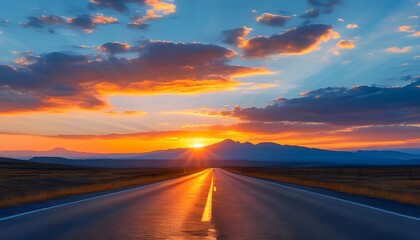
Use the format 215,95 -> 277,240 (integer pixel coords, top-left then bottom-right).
192,143 -> 204,148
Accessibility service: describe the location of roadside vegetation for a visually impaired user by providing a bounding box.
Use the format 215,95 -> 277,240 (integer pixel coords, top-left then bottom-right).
227,167 -> 420,206
0,159 -> 204,208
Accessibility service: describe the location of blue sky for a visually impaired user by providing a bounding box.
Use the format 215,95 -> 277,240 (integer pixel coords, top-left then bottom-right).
0,0 -> 419,152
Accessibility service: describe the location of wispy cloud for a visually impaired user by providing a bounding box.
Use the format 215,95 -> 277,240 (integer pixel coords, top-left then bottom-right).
386,46 -> 411,53
346,24 -> 358,29
398,25 -> 414,32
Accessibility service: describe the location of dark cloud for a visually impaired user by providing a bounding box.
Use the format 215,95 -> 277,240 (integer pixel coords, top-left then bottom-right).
0,41 -> 268,113
301,0 -> 341,22
0,88 -> 50,113
22,14 -> 118,33
97,42 -> 132,55
219,78 -> 420,126
308,0 -> 341,13
89,0 -> 145,12
241,24 -> 338,58
220,26 -> 252,47
23,15 -> 66,28
68,15 -> 97,32
256,13 -> 291,27
43,52 -> 89,65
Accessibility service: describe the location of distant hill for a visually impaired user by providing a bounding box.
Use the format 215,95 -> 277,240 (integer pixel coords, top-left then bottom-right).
0,147 -> 140,160
355,150 -> 420,160
0,147 -> 98,160
390,148 -> 420,155
1,139 -> 418,167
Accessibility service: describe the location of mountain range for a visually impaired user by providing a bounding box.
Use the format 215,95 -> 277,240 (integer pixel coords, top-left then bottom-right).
0,139 -> 419,167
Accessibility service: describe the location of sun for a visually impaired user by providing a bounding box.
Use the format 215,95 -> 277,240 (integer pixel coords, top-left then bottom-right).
192,143 -> 204,148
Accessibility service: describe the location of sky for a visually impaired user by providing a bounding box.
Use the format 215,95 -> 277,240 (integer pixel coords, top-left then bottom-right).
0,0 -> 419,153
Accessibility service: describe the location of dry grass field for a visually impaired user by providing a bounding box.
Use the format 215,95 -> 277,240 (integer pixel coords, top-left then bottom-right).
227,167 -> 420,205
0,159 -> 204,208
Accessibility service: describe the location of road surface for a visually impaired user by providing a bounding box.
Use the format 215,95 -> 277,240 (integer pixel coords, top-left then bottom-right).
0,168 -> 419,239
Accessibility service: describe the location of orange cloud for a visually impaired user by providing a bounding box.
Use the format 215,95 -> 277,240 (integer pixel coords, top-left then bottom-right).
144,9 -> 162,19
329,39 -> 356,55
127,0 -> 176,27
398,25 -> 413,32
98,79 -> 241,95
336,39 -> 355,49
386,46 -> 411,53
145,0 -> 176,15
346,23 -> 358,29
14,56 -> 33,65
106,110 -> 146,115
91,15 -> 118,24
411,31 -> 420,37
397,26 -> 420,37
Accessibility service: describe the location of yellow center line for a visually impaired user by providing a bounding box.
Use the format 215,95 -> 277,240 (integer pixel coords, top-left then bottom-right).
201,170 -> 214,222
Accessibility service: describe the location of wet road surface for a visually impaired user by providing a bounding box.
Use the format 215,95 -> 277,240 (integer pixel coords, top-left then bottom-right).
1,168 -> 419,239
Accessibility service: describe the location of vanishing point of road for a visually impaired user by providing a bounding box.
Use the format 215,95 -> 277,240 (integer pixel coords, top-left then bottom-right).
0,168 -> 419,239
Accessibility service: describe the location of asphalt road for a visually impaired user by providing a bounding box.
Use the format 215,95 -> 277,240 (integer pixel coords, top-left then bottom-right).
0,168 -> 419,240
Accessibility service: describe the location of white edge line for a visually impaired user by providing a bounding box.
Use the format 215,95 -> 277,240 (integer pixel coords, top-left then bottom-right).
0,169 -> 210,222
224,170 -> 420,221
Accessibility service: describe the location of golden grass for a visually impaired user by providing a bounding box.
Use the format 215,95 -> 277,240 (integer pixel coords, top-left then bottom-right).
227,167 -> 420,206
0,164 -> 204,208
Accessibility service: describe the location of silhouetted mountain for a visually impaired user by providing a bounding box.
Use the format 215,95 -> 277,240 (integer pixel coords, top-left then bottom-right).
0,147 -> 141,160
201,139 -> 357,162
0,157 -> 24,164
1,139 -> 418,166
0,148 -> 97,160
389,148 -> 420,155
128,139 -> 408,165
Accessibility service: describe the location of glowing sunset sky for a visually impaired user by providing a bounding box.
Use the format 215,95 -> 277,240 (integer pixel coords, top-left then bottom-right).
0,0 -> 419,152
